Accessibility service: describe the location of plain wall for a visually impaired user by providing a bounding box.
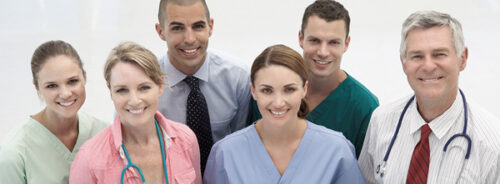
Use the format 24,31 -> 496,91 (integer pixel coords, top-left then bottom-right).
1,0 -> 499,142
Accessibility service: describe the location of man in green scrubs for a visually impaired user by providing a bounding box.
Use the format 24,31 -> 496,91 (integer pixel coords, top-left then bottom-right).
249,0 -> 378,157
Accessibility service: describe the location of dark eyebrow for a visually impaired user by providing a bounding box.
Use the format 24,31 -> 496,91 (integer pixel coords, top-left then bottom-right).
169,21 -> 184,27
192,20 -> 206,26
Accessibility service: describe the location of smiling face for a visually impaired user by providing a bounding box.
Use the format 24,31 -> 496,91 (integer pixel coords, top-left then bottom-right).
155,1 -> 213,75
299,15 -> 350,79
251,65 -> 308,126
108,62 -> 164,127
402,26 -> 467,103
35,55 -> 86,119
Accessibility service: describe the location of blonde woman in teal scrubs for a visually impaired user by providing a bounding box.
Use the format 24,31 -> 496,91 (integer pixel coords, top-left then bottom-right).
0,40 -> 108,184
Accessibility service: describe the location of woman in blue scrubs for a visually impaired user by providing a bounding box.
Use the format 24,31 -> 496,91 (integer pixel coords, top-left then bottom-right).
204,44 -> 365,184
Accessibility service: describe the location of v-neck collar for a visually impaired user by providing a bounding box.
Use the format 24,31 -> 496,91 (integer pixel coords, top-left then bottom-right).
28,112 -> 89,161
249,121 -> 313,183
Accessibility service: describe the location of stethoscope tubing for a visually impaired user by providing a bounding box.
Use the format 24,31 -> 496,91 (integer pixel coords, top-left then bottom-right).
120,119 -> 169,184
377,89 -> 471,179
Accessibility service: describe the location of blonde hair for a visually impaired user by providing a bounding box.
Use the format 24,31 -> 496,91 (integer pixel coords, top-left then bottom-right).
104,42 -> 165,86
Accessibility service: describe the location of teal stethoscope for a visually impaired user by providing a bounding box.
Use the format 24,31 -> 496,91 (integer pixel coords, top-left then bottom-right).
376,89 -> 471,180
120,119 -> 169,184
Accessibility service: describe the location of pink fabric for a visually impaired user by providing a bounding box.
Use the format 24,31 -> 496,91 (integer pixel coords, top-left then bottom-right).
70,111 -> 201,184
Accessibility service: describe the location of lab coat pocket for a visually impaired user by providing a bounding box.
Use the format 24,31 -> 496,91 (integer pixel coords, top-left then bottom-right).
174,169 -> 196,184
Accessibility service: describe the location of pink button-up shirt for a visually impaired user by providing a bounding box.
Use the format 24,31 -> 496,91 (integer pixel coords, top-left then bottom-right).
70,111 -> 201,184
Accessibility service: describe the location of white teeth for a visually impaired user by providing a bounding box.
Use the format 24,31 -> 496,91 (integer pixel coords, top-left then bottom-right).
59,101 -> 74,106
423,78 -> 438,82
184,49 -> 197,53
271,110 -> 286,115
129,108 -> 144,114
314,60 -> 330,65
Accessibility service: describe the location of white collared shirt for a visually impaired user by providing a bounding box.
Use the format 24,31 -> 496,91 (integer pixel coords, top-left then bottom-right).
358,92 -> 500,183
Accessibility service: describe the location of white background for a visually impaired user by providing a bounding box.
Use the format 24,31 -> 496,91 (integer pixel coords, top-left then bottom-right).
1,0 -> 499,142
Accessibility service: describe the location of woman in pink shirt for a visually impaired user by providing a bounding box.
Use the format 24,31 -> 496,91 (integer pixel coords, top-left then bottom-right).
70,42 -> 201,184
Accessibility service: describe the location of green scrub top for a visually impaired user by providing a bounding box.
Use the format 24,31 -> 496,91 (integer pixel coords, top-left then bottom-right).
248,73 -> 379,158
0,112 -> 108,184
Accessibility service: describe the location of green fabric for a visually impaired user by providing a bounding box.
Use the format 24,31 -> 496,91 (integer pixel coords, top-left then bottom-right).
0,112 -> 108,184
248,73 -> 379,158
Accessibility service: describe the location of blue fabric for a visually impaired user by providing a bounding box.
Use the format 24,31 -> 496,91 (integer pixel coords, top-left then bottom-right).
158,49 -> 251,142
204,121 -> 366,184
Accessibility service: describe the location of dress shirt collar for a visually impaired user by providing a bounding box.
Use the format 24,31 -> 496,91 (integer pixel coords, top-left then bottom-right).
163,52 -> 211,87
408,90 -> 463,140
111,111 -> 174,152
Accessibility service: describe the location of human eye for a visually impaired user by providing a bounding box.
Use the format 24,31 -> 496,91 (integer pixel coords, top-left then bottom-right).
115,88 -> 128,93
68,79 -> 79,85
308,38 -> 320,44
171,26 -> 184,31
284,87 -> 297,93
433,52 -> 447,58
193,23 -> 206,30
260,87 -> 272,94
329,40 -> 340,45
410,54 -> 423,60
139,85 -> 151,91
46,84 -> 57,89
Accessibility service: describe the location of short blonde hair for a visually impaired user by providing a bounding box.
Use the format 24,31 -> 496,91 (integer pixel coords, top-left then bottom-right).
104,42 -> 165,86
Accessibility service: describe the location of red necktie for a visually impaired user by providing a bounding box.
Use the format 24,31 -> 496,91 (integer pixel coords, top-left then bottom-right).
406,124 -> 432,184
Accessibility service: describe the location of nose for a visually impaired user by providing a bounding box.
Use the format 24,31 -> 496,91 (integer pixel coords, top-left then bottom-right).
421,55 -> 437,72
184,28 -> 196,45
272,93 -> 286,108
317,43 -> 329,59
128,91 -> 142,107
59,86 -> 72,99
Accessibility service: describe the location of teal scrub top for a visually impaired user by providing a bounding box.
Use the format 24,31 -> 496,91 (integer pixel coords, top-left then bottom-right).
0,112 -> 108,184
248,73 -> 379,157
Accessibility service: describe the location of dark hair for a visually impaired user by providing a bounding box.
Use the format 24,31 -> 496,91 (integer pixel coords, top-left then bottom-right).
301,0 -> 350,38
158,0 -> 210,27
251,44 -> 310,118
31,40 -> 84,88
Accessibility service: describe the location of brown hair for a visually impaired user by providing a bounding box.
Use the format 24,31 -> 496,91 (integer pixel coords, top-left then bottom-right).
301,0 -> 350,39
104,42 -> 165,86
31,40 -> 84,88
251,44 -> 310,118
158,0 -> 210,27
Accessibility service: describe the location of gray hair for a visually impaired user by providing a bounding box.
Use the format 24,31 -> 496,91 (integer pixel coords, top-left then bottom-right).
400,10 -> 465,61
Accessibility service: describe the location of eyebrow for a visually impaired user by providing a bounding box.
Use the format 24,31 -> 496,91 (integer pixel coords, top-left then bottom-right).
41,75 -> 80,86
169,21 -> 184,27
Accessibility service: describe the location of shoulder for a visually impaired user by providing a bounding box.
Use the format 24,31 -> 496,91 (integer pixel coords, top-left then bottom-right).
77,125 -> 114,159
307,122 -> 351,145
467,101 -> 500,151
0,118 -> 38,156
164,119 -> 198,145
212,125 -> 254,151
342,73 -> 379,107
371,95 -> 411,118
207,49 -> 249,76
78,112 -> 109,131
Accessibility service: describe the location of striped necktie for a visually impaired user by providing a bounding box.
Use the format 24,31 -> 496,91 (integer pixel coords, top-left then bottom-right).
406,124 -> 432,184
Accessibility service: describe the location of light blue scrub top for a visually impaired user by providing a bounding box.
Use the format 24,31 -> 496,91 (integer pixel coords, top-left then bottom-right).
204,121 -> 366,184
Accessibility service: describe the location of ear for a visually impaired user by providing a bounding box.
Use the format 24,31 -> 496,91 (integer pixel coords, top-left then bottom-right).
158,83 -> 164,97
459,47 -> 468,71
249,82 -> 257,100
208,18 -> 214,37
155,23 -> 167,41
343,35 -> 351,53
298,30 -> 304,49
33,80 -> 39,91
400,56 -> 408,74
82,71 -> 87,85
303,80 -> 309,99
